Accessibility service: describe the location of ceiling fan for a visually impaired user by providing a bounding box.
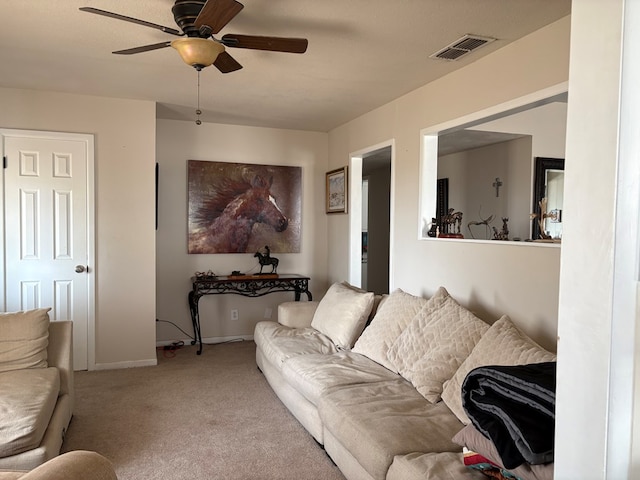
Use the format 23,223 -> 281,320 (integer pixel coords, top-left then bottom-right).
80,0 -> 308,73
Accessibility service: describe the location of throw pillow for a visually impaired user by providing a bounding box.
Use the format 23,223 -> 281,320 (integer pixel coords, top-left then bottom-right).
352,287 -> 434,370
0,308 -> 51,373
441,315 -> 556,424
388,290 -> 489,403
310,282 -> 374,349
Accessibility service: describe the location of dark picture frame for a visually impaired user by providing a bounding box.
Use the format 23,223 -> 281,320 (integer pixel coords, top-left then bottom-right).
326,166 -> 348,214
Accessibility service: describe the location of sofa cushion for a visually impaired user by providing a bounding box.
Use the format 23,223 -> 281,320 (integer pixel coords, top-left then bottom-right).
441,315 -> 557,424
281,351 -> 398,406
0,367 -> 60,458
254,321 -> 338,367
0,309 -> 51,374
0,473 -> 23,479
387,452 -> 487,480
318,378 -> 463,480
352,288 -> 431,370
388,288 -> 489,403
452,425 -> 553,480
277,301 -> 319,328
310,282 -> 374,350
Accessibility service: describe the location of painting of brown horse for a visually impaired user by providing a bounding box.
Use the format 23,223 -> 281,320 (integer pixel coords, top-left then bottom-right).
188,160 -> 301,254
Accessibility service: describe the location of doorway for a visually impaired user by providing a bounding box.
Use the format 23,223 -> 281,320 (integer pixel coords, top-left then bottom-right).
1,129 -> 95,370
349,143 -> 392,294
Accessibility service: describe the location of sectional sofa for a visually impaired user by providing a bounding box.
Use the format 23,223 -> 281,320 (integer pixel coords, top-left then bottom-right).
0,309 -> 74,471
0,451 -> 116,480
254,282 -> 556,480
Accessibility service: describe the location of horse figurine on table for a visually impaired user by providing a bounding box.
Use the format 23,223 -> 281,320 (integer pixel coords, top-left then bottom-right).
254,245 -> 279,274
189,175 -> 289,254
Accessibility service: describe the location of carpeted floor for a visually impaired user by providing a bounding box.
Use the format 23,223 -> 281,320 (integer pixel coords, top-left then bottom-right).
62,341 -> 345,480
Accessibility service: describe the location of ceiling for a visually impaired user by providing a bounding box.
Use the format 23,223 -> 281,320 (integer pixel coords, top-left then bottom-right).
0,1 -> 571,132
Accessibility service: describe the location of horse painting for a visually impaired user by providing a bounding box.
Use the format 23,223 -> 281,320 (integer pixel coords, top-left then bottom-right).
189,175 -> 289,254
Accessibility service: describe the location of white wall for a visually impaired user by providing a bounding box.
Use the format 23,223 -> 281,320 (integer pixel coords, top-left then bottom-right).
555,0 -> 639,478
468,101 -> 568,240
328,16 -> 570,350
472,101 -> 567,159
155,119 -> 328,344
439,136 -> 532,240
0,87 -> 157,368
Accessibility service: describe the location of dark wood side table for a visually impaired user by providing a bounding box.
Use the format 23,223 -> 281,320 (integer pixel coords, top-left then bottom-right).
188,274 -> 312,355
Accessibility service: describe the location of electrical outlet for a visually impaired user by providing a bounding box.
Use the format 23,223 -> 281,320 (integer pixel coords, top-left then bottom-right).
264,308 -> 273,319
231,309 -> 239,321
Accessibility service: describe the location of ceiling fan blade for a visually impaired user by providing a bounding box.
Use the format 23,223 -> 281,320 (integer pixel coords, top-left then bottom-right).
194,0 -> 244,34
113,41 -> 172,55
214,51 -> 243,73
79,7 -> 183,36
221,34 -> 308,53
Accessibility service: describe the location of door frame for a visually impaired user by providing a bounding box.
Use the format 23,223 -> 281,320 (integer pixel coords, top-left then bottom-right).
0,128 -> 96,370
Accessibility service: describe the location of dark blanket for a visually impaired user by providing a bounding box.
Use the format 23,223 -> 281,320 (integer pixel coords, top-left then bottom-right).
461,362 -> 556,470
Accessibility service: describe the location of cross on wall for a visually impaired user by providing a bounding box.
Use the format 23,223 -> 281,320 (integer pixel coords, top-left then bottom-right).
493,177 -> 503,197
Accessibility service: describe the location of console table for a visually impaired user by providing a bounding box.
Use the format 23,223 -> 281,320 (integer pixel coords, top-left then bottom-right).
188,274 -> 312,355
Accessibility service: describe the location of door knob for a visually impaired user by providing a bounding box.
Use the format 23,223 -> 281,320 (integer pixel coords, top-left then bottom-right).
75,265 -> 87,273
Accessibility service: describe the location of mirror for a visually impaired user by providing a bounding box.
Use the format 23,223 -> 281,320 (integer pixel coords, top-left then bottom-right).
421,88 -> 567,243
532,157 -> 564,241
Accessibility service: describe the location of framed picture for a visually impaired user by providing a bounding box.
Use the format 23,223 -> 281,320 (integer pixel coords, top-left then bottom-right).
187,160 -> 302,254
326,166 -> 348,214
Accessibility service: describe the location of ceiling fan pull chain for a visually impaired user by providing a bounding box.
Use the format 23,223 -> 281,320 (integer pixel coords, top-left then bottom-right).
196,69 -> 202,126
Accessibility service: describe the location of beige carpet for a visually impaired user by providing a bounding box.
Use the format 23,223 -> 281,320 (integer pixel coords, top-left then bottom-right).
62,341 -> 345,480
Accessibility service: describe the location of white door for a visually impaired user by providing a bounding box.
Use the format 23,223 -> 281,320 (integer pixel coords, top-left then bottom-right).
1,129 -> 94,370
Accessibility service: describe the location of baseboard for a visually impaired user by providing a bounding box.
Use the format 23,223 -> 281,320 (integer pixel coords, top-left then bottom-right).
92,358 -> 158,370
202,334 -> 254,345
92,336 -> 254,370
155,334 -> 254,348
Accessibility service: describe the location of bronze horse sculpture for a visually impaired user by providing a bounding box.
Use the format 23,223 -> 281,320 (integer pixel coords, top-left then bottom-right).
442,208 -> 463,235
189,175 -> 289,253
254,246 -> 279,274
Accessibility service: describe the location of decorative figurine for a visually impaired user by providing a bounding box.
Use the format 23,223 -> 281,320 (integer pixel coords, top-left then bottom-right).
254,245 -> 279,274
439,208 -> 464,238
427,218 -> 438,238
467,209 -> 495,240
530,198 -> 556,240
194,270 -> 217,280
492,217 -> 510,241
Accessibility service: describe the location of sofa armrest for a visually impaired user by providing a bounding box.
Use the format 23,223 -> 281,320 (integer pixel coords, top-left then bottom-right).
13,451 -> 117,480
47,321 -> 74,406
278,301 -> 319,328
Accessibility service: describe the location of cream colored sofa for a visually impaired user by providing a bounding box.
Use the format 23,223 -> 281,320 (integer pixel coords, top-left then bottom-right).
254,282 -> 556,480
0,309 -> 74,471
0,451 -> 116,480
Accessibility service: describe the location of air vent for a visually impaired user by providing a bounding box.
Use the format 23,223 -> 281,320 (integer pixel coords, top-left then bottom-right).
430,34 -> 496,61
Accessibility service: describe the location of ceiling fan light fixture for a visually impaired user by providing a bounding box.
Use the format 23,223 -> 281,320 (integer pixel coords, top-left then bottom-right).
171,38 -> 224,69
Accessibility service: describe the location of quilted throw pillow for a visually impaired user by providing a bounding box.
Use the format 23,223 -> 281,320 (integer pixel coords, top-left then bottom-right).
387,288 -> 489,403
0,308 -> 51,373
352,288 -> 432,370
441,315 -> 556,424
310,282 -> 374,350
